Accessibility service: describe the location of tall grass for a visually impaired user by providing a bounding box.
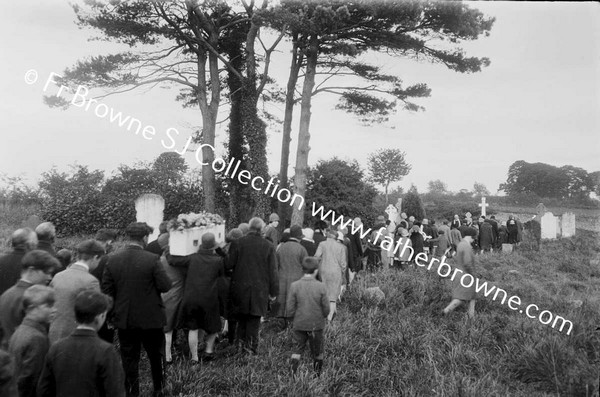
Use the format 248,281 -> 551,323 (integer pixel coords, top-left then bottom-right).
137,230 -> 600,396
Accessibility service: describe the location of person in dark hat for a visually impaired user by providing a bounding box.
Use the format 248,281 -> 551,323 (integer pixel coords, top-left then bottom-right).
90,228 -> 118,344
264,213 -> 280,246
168,232 -> 224,363
273,225 -> 307,328
146,221 -> 169,255
228,217 -> 278,354
156,233 -> 184,364
102,222 -> 171,397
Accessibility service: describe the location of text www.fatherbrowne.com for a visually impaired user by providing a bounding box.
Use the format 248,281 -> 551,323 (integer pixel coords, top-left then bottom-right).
30,68 -> 573,336
310,203 -> 574,336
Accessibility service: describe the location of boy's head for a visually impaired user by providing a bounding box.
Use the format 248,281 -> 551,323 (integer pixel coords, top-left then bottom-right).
56,249 -> 72,269
76,240 -> 106,270
21,250 -> 60,285
22,285 -> 55,324
74,289 -> 113,330
301,257 -> 320,275
95,228 -> 117,253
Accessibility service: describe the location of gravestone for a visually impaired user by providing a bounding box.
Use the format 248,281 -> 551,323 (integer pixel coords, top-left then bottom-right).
478,197 -> 489,217
134,194 -> 165,242
385,204 -> 398,233
540,212 -> 558,239
21,214 -> 41,230
385,204 -> 398,222
535,203 -> 547,223
394,198 -> 403,224
561,212 -> 576,238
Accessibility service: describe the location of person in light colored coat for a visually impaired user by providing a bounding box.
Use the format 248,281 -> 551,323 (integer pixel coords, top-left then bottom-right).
49,240 -> 103,344
274,226 -> 307,321
314,228 -> 347,322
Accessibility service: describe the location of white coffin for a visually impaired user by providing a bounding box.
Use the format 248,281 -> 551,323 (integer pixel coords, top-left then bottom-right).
169,224 -> 225,256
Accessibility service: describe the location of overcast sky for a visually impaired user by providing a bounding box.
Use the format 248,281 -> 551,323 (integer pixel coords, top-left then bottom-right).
0,1 -> 598,196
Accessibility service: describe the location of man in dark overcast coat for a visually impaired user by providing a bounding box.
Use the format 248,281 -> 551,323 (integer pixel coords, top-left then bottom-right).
228,217 -> 278,355
102,222 -> 171,397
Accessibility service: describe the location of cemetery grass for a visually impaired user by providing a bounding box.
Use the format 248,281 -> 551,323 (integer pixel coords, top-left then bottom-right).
138,231 -> 600,397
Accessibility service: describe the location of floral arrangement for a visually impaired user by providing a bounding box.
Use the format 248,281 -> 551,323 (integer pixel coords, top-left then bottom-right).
171,211 -> 225,231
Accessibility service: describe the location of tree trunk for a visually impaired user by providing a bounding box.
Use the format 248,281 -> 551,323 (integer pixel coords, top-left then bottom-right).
201,114 -> 217,213
291,34 -> 319,226
242,80 -> 270,219
243,12 -> 270,220
278,35 -> 302,229
225,28 -> 248,227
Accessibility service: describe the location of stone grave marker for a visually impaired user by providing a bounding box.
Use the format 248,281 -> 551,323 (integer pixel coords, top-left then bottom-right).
21,214 -> 41,230
394,198 -> 403,224
385,204 -> 398,222
478,197 -> 489,217
540,212 -> 558,239
561,212 -> 576,238
134,193 -> 165,242
385,204 -> 398,232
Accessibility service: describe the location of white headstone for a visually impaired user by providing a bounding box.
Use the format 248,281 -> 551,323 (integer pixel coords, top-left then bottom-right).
385,204 -> 398,222
395,198 -> 402,213
478,197 -> 489,217
561,212 -> 576,238
394,198 -> 403,224
540,212 -> 558,240
134,194 -> 165,242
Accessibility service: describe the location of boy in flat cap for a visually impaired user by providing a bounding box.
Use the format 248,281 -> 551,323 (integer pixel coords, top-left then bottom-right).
286,257 -> 330,376
102,222 -> 171,397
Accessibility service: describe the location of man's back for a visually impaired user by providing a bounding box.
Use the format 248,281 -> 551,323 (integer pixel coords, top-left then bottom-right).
38,329 -> 125,397
9,318 -> 49,397
229,232 -> 278,317
49,264 -> 100,344
102,246 -> 170,329
0,280 -> 32,344
0,250 -> 25,296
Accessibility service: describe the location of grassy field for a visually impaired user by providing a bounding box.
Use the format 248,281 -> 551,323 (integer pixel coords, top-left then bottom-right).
134,229 -> 600,397
2,204 -> 600,396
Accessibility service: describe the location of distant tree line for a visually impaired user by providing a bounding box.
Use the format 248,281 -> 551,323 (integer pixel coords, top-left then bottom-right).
500,161 -> 599,202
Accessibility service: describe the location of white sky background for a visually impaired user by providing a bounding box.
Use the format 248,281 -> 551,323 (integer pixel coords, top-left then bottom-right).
0,1 -> 598,196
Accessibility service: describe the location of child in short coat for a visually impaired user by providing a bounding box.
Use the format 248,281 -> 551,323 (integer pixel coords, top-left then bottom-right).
8,285 -> 55,397
286,257 -> 330,376
37,289 -> 125,397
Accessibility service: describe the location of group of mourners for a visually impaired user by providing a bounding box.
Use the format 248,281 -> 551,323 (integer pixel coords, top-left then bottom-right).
0,210 -> 524,397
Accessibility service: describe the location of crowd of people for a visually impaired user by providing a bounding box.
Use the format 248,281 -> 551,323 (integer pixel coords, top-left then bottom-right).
0,210 -> 524,396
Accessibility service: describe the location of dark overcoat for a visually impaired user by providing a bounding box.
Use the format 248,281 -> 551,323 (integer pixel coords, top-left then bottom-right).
0,250 -> 26,296
37,329 -> 125,397
478,222 -> 495,250
169,249 -> 224,333
228,232 -> 278,317
102,245 -> 171,329
409,232 -> 424,255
